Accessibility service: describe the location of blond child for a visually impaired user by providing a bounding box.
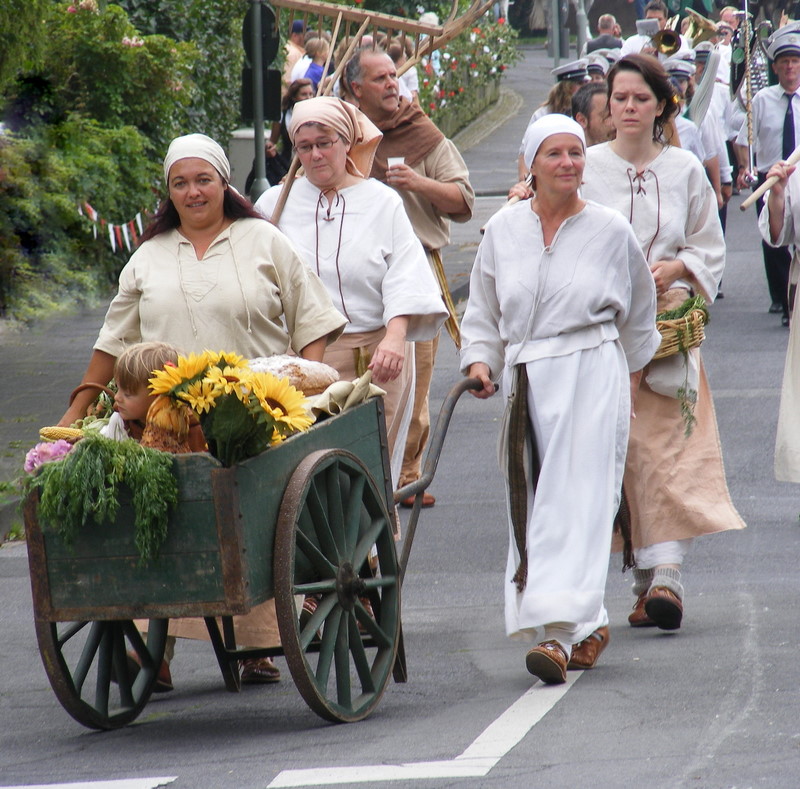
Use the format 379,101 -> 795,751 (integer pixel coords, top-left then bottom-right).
101,341 -> 184,692
100,341 -> 179,442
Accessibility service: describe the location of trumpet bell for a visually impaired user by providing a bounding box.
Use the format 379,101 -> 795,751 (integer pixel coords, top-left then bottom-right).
684,8 -> 718,47
652,29 -> 681,56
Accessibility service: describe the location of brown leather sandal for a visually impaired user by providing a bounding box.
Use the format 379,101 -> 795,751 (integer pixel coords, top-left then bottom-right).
567,626 -> 610,670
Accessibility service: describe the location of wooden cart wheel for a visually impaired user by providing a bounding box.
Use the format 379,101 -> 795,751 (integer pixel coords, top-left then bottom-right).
35,618 -> 168,730
274,449 -> 400,723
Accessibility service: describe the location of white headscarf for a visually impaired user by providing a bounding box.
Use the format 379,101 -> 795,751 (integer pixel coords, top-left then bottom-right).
163,133 -> 231,185
522,114 -> 586,171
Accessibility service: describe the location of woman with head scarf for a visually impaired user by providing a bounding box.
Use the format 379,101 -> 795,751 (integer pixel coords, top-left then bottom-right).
581,55 -> 745,636
460,114 -> 660,684
64,132 -> 345,427
255,96 -> 447,484
61,133 -> 347,687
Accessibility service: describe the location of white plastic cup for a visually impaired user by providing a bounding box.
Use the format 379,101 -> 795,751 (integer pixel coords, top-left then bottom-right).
387,156 -> 405,168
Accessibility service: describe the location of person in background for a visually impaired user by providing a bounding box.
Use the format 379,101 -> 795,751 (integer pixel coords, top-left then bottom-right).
283,19 -> 306,93
586,53 -> 610,83
758,155 -> 800,481
344,47 -> 475,508
255,96 -> 447,484
584,14 -> 623,55
620,0 -> 692,60
461,114 -> 659,684
302,37 -> 331,93
582,54 -> 745,634
516,60 -> 589,180
388,37 -> 420,104
735,26 -> 800,327
572,81 -> 615,146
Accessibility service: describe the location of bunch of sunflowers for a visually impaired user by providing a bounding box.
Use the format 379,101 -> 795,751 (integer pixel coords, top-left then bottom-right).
148,350 -> 313,467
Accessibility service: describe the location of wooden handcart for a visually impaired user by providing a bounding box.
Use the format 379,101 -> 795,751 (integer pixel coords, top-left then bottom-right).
24,379 -> 478,729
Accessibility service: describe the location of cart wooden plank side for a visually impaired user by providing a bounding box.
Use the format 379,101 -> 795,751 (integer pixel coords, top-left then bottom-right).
24,380 -> 480,730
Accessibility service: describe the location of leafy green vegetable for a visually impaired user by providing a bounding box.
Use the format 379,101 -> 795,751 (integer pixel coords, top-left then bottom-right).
656,294 -> 709,324
26,433 -> 177,562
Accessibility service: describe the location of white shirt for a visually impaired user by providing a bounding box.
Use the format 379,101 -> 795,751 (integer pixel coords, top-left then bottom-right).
460,200 -> 660,378
582,143 -> 725,302
736,84 -> 800,172
290,55 -> 312,83
255,178 -> 447,338
620,32 -> 692,60
675,115 -> 706,164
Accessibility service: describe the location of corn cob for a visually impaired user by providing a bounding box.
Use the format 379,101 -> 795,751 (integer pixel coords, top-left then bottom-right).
39,426 -> 84,443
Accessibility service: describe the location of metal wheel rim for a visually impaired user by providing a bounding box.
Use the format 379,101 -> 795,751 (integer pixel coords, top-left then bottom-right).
35,618 -> 168,730
274,448 -> 400,723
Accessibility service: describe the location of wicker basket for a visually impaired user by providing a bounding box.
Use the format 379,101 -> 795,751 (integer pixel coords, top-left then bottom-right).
652,308 -> 707,360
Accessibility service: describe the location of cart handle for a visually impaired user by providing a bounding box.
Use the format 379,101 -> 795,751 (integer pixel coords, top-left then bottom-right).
395,377 -> 488,582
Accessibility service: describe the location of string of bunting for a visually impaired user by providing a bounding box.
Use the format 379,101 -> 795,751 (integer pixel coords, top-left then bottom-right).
77,202 -> 151,253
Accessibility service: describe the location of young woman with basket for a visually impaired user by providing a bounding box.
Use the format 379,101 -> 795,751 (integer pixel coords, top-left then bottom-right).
581,54 -> 745,633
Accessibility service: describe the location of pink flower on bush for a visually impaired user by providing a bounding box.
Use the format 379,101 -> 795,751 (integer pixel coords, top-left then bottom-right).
24,440 -> 73,473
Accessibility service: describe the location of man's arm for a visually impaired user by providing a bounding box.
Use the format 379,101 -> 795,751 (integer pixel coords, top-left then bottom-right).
385,165 -> 469,216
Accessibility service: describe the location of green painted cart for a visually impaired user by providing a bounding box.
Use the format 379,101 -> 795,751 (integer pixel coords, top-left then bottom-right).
24,380 -> 478,730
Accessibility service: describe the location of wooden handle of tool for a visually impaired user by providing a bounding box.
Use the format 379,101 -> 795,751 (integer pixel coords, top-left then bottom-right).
740,146 -> 800,211
479,195 -> 521,235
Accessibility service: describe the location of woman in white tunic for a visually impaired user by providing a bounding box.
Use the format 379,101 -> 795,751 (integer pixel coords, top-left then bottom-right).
461,114 -> 660,684
256,96 -> 447,483
581,54 -> 745,633
758,158 -> 800,480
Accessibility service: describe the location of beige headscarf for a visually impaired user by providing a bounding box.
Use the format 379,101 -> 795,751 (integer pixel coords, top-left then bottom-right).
163,133 -> 231,185
288,96 -> 382,179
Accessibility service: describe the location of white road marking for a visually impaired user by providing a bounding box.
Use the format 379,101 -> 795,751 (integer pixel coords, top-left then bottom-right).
1,779 -> 177,789
267,673 -> 581,787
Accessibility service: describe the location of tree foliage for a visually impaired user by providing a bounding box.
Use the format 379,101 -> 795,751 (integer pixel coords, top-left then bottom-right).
118,0 -> 248,145
0,0 -> 50,96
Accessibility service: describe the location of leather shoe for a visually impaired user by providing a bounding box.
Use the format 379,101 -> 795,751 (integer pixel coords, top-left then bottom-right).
240,657 -> 281,684
782,314 -> 791,328
525,641 -> 567,684
567,626 -> 610,670
628,592 -> 656,627
399,492 -> 435,508
644,586 -> 683,630
770,302 -> 784,314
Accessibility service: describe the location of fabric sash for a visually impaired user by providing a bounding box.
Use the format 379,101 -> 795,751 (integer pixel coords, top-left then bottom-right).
507,364 -> 541,592
371,99 -> 444,181
429,248 -> 461,349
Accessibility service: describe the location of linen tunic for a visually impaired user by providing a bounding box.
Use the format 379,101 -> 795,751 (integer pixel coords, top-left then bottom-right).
758,177 -> 800,481
255,178 -> 447,338
256,177 -> 447,484
582,143 -> 746,550
460,200 -> 660,644
95,217 -> 346,359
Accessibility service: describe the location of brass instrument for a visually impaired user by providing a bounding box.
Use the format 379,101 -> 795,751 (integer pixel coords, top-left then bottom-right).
683,8 -> 719,48
651,28 -> 681,56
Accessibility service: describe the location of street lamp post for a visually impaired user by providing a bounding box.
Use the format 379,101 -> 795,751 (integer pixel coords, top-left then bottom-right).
249,0 -> 270,203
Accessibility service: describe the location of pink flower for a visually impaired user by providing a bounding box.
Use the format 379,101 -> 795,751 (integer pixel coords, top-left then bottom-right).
24,440 -> 73,473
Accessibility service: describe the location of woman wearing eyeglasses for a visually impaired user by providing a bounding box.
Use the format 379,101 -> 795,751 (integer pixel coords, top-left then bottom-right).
255,96 -> 446,482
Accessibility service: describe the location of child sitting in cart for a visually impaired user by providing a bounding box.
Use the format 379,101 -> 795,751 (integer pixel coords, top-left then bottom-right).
101,341 -> 193,693
100,341 -> 205,452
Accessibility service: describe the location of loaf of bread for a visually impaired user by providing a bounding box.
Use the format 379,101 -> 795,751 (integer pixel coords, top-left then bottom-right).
248,355 -> 340,396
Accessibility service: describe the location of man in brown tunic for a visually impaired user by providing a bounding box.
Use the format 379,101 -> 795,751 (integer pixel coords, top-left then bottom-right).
345,48 -> 475,505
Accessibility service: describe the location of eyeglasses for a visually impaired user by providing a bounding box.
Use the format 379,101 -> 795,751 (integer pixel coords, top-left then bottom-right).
294,138 -> 340,155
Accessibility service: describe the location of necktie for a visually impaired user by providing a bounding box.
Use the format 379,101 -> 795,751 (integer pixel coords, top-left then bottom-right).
784,93 -> 795,160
